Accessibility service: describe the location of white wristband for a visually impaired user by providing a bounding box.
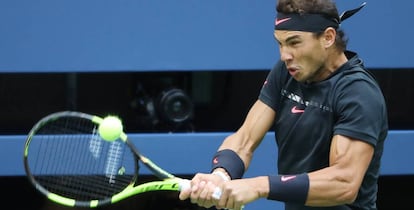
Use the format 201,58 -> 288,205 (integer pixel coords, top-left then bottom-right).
212,170 -> 230,181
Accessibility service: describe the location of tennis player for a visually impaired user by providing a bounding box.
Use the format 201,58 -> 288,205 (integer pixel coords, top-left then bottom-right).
179,0 -> 388,210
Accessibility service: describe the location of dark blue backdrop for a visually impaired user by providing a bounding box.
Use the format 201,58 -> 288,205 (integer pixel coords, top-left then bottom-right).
0,0 -> 412,72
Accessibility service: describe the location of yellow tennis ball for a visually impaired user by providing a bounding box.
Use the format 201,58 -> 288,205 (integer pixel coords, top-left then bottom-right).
98,116 -> 123,141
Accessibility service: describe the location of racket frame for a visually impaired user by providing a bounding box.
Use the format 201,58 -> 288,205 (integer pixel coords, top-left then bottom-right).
23,111 -> 188,208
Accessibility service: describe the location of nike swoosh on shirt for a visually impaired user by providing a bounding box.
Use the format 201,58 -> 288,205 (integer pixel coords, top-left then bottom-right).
275,17 -> 291,26
291,106 -> 305,114
281,175 -> 296,182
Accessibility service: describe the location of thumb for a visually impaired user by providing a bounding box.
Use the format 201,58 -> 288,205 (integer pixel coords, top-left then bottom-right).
178,179 -> 192,200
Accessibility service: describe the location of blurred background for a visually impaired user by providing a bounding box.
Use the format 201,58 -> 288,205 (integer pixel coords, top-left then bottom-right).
0,0 -> 413,209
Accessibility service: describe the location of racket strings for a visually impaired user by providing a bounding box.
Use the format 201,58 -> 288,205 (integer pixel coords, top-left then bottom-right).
26,115 -> 138,201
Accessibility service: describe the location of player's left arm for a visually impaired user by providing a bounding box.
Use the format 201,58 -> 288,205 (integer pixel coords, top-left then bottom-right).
305,134 -> 374,206
211,134 -> 375,209
304,74 -> 387,206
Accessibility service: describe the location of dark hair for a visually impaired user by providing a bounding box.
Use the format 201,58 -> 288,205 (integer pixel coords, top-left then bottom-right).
276,0 -> 348,51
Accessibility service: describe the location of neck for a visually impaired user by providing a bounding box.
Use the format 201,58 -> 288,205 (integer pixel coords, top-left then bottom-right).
310,51 -> 347,83
327,51 -> 348,72
321,51 -> 348,79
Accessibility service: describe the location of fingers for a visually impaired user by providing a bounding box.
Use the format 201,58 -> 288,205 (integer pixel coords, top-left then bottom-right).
178,179 -> 191,200
212,186 -> 222,200
213,185 -> 245,210
192,181 -> 216,208
179,173 -> 246,209
215,186 -> 231,210
178,186 -> 191,201
179,173 -> 224,207
190,180 -> 207,204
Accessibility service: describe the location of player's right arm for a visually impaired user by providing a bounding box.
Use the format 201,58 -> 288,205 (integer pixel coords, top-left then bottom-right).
217,99 -> 276,172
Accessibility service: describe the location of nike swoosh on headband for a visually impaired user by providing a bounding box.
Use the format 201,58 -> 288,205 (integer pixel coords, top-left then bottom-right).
275,17 -> 291,26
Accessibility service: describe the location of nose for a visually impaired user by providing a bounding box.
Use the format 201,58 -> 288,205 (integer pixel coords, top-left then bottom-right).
280,47 -> 292,62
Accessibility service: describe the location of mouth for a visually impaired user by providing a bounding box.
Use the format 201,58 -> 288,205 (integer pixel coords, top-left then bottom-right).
287,67 -> 299,76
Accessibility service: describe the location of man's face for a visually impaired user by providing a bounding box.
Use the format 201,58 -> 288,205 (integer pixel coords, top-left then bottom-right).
274,30 -> 328,83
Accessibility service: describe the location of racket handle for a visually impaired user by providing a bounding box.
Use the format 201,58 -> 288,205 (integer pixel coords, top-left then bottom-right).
178,179 -> 191,191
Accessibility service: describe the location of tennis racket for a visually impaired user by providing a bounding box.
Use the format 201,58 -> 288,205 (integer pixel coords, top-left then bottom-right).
23,111 -> 190,208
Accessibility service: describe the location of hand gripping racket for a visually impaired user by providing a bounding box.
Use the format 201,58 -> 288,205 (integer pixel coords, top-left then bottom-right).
23,111 -> 190,208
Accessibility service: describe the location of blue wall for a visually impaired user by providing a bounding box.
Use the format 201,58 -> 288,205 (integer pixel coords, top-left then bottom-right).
0,0 -> 413,72
1,131 -> 413,210
2,131 -> 413,176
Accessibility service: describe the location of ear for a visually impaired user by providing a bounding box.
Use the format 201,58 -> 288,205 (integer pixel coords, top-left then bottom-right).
322,27 -> 336,48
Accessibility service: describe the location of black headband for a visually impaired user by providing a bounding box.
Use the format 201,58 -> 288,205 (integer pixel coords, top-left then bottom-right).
275,13 -> 339,32
275,2 -> 366,32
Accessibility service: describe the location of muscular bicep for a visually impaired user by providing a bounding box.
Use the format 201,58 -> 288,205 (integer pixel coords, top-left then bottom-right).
329,135 -> 374,185
307,135 -> 375,205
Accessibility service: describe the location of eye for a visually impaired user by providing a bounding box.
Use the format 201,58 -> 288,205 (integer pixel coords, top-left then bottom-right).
288,40 -> 301,47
